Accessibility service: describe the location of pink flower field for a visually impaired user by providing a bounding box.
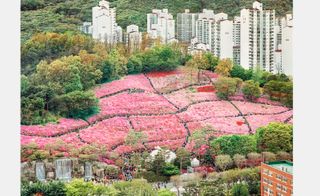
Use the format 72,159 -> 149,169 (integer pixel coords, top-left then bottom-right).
79,117 -> 131,150
177,101 -> 240,122
21,68 -> 293,157
146,68 -> 211,93
187,116 -> 250,135
21,118 -> 89,137
94,74 -> 155,98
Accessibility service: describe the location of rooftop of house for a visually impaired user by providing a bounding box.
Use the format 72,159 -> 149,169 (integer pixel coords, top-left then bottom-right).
267,161 -> 293,175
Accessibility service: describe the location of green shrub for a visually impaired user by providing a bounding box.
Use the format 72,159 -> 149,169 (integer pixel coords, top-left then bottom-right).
113,179 -> 156,196
256,123 -> 293,153
135,171 -> 168,183
21,181 -> 66,196
162,163 -> 180,176
210,135 -> 257,156
157,189 -> 175,196
214,77 -> 238,100
231,183 -> 249,196
242,80 -> 262,101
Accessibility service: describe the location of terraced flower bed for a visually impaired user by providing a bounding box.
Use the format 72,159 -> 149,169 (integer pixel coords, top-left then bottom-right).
21,67 -> 293,158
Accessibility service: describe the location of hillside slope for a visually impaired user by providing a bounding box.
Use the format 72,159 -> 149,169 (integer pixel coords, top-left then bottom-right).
21,0 -> 293,42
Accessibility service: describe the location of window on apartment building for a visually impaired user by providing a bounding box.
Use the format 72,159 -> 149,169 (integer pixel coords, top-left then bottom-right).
276,174 -> 282,180
282,177 -> 288,183
277,192 -> 284,196
277,184 -> 281,190
282,186 -> 287,193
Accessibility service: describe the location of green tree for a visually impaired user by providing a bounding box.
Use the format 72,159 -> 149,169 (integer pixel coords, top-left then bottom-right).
127,54 -> 143,74
215,155 -> 233,171
231,183 -> 249,196
50,90 -> 99,119
152,150 -> 167,176
230,65 -> 252,81
256,123 -> 293,153
175,147 -> 191,171
215,58 -> 233,77
162,163 -> 180,176
186,52 -> 210,82
34,57 -> 83,93
242,80 -> 262,101
211,135 -> 257,156
204,52 -> 219,71
214,77 -> 238,100
103,49 -> 128,81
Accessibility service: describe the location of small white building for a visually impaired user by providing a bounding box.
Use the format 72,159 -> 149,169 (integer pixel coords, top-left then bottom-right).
191,158 -> 200,167
147,9 -> 175,44
188,38 -> 210,54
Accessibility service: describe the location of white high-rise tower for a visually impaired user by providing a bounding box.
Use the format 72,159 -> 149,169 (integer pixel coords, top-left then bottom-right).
281,14 -> 293,76
91,0 -> 122,44
240,1 -> 276,72
177,9 -> 199,43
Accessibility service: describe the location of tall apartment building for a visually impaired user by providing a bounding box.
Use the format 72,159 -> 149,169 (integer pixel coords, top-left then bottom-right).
177,9 -> 199,43
195,9 -> 214,46
261,161 -> 293,196
195,10 -> 233,59
147,9 -> 175,44
240,1 -> 275,72
274,18 -> 283,73
91,0 -> 122,44
233,16 -> 241,65
281,14 -> 293,76
125,24 -> 142,53
273,14 -> 293,75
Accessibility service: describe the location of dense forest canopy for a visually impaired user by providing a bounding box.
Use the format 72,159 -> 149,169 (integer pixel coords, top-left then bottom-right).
21,0 -> 293,43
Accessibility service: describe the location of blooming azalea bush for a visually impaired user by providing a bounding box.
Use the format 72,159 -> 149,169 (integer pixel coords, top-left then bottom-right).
21,118 -> 88,137
164,87 -> 219,109
231,101 -> 289,115
21,132 -> 85,149
187,116 -> 250,135
130,115 -> 188,142
147,67 -> 210,93
94,74 -> 154,98
87,92 -> 178,123
79,117 -> 130,150
178,101 -> 240,122
246,110 -> 293,132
